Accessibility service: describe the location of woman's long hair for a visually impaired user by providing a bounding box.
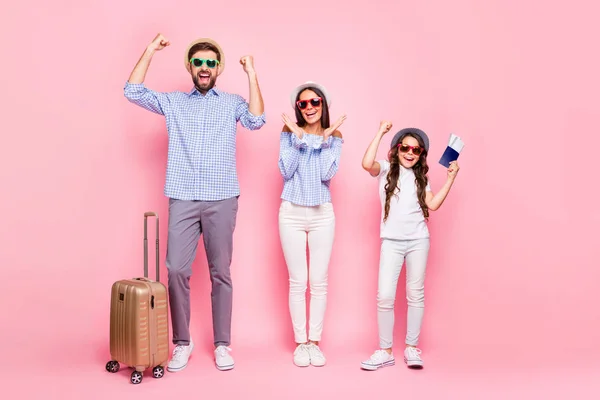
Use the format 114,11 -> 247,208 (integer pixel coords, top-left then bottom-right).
383,133 -> 430,222
294,87 -> 331,129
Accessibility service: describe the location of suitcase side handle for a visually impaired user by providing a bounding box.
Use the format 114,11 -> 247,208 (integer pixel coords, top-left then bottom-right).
143,212 -> 160,282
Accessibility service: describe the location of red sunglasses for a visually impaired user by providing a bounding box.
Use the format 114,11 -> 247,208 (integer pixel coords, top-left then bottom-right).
296,97 -> 322,109
398,144 -> 423,156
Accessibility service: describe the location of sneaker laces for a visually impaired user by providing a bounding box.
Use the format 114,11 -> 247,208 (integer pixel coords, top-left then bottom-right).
172,345 -> 188,360
294,344 -> 309,355
371,349 -> 390,362
406,347 -> 422,359
216,346 -> 232,357
308,343 -> 323,358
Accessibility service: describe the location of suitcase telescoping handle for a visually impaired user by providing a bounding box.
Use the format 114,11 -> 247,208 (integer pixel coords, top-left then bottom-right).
143,211 -> 160,282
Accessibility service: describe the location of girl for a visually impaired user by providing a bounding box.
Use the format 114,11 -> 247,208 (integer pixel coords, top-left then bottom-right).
359,121 -> 459,370
278,81 -> 346,367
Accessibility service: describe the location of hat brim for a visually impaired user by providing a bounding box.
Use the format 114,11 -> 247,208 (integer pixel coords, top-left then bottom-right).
184,38 -> 225,75
290,81 -> 332,109
390,128 -> 430,153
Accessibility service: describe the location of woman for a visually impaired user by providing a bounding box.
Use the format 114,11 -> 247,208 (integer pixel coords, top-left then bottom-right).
278,81 -> 346,367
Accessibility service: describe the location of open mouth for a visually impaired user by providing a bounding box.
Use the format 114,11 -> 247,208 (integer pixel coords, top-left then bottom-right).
403,155 -> 415,163
198,71 -> 211,84
305,110 -> 317,119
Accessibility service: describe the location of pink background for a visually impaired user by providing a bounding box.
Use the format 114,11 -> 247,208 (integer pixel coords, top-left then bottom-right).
2,0 -> 599,398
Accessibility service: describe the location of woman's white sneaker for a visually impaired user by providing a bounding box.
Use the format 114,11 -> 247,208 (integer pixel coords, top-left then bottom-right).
293,344 -> 310,367
360,349 -> 395,371
307,343 -> 326,367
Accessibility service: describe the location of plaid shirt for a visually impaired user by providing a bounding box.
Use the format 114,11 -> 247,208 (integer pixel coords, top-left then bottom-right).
278,132 -> 344,206
124,82 -> 266,201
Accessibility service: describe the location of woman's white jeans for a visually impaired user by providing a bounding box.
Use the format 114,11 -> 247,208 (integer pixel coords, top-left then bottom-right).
377,237 -> 430,348
278,200 -> 335,343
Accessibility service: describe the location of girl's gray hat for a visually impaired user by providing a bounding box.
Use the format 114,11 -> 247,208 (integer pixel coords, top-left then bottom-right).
390,127 -> 430,152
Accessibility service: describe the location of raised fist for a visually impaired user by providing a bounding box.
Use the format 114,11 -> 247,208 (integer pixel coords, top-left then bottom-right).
378,120 -> 393,135
148,33 -> 170,52
239,55 -> 255,73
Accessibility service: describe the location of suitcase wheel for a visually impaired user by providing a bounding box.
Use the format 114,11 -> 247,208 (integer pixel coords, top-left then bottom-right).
130,371 -> 143,384
152,366 -> 165,379
105,361 -> 120,373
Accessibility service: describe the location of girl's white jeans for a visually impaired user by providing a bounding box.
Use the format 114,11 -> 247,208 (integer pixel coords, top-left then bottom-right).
377,237 -> 430,348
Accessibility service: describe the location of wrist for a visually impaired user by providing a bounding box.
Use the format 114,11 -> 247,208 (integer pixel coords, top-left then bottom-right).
144,46 -> 157,57
292,131 -> 306,146
296,130 -> 304,139
246,69 -> 257,78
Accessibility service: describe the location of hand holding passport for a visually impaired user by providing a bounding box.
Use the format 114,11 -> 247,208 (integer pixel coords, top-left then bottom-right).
439,133 -> 465,168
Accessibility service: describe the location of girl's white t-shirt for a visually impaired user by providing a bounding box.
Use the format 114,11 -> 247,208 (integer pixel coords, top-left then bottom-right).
376,159 -> 431,240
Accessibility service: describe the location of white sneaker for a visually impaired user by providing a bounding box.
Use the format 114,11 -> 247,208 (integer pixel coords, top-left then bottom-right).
360,349 -> 395,371
307,343 -> 326,367
167,341 -> 194,372
404,347 -> 424,369
293,344 -> 310,367
214,345 -> 234,371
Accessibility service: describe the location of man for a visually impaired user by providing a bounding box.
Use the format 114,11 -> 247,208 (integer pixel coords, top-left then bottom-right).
123,33 -> 266,372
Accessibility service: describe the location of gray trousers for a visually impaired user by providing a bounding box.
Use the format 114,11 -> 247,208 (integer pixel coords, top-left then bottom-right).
165,196 -> 238,347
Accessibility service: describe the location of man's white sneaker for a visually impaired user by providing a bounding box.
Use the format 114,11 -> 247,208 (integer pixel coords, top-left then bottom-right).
307,343 -> 326,367
214,345 -> 235,371
167,341 -> 194,372
404,346 -> 424,369
293,344 -> 310,367
360,349 -> 395,371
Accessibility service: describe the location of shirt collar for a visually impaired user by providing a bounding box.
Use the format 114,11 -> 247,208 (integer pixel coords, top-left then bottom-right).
399,164 -> 413,174
188,86 -> 221,97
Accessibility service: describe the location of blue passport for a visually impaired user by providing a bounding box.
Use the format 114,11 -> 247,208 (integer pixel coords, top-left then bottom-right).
439,133 -> 464,168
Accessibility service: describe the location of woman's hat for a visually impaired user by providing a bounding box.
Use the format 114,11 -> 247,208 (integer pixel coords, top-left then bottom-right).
184,37 -> 225,75
390,128 -> 430,153
290,81 -> 331,108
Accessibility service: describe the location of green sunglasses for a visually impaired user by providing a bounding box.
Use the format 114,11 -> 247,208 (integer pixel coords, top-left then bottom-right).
189,58 -> 220,68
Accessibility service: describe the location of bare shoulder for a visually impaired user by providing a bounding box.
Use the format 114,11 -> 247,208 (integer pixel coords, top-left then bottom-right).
282,124 -> 291,133
332,130 -> 343,138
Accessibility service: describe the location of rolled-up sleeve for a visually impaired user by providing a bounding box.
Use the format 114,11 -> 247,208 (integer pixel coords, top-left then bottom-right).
235,98 -> 266,130
123,82 -> 171,115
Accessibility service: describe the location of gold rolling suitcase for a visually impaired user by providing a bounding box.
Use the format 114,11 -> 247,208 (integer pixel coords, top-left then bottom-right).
105,212 -> 169,384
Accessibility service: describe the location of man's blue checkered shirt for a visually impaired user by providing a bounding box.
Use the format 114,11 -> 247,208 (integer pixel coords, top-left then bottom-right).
278,132 -> 344,206
124,82 -> 266,201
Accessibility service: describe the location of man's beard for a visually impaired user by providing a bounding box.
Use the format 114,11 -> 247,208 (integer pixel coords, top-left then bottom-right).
193,72 -> 217,94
